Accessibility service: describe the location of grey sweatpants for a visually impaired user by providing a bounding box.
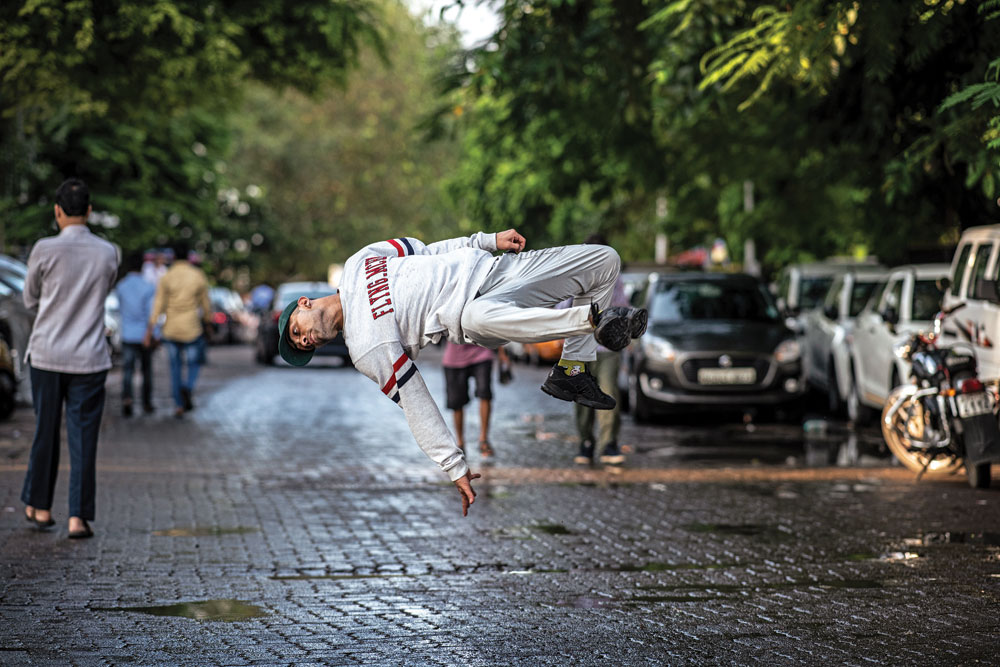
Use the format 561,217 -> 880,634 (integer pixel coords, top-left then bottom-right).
461,244 -> 621,362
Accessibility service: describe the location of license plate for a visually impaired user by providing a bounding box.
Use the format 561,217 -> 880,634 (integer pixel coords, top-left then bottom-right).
697,367 -> 756,385
956,391 -> 993,418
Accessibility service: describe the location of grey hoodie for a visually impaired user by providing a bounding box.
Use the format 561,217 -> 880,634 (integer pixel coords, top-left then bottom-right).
341,232 -> 498,481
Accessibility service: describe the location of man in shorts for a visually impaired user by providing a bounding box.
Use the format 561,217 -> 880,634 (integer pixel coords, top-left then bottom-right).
442,342 -> 510,458
278,229 -> 646,515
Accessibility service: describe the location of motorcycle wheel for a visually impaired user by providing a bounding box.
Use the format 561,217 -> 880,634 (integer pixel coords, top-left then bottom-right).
881,387 -> 963,477
966,462 -> 992,489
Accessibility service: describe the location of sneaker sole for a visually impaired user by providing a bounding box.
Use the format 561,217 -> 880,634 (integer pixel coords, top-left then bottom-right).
599,454 -> 625,465
573,456 -> 593,465
540,382 -> 616,410
594,317 -> 631,351
628,309 -> 648,339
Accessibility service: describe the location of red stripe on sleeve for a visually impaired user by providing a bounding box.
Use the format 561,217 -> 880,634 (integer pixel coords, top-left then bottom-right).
386,239 -> 405,257
381,354 -> 409,394
392,353 -> 409,372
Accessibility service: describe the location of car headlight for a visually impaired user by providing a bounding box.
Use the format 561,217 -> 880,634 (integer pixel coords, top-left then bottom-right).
642,334 -> 676,362
774,339 -> 800,363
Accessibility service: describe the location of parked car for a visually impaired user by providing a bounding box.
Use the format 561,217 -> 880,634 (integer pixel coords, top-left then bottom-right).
847,263 -> 950,423
624,272 -> 805,421
773,259 -> 881,330
939,224 -> 1000,381
509,339 -> 563,364
0,337 -> 15,419
800,266 -> 887,413
104,292 -> 123,356
0,254 -> 35,386
208,287 -> 252,344
255,281 -> 350,365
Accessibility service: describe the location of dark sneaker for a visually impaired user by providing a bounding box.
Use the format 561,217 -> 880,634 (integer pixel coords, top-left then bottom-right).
541,366 -> 616,410
593,307 -> 648,351
574,439 -> 595,465
122,400 -> 133,418
599,441 -> 625,465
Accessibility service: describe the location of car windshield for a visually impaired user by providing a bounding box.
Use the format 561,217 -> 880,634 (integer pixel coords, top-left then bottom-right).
912,279 -> 944,321
848,280 -> 882,317
799,277 -> 834,310
650,280 -> 780,323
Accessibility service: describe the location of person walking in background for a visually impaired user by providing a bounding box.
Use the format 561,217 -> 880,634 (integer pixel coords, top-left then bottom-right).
574,234 -> 629,466
115,252 -> 156,416
442,342 -> 510,458
20,178 -> 119,539
144,241 -> 212,418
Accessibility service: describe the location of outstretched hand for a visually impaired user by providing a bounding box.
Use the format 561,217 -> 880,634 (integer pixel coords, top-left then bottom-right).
454,471 -> 482,516
496,229 -> 526,254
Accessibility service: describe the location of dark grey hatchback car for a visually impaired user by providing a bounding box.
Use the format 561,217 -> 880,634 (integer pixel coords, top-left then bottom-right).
625,272 -> 805,421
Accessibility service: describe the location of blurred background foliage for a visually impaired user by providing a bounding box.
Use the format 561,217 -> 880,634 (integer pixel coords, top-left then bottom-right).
3,0 -> 1000,286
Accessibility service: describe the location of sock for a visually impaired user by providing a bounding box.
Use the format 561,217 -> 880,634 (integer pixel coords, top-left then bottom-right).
557,359 -> 586,376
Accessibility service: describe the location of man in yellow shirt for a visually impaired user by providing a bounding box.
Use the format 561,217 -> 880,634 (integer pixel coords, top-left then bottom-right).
144,241 -> 213,417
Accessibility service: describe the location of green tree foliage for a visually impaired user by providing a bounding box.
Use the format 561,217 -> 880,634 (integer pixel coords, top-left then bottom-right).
225,1 -> 463,282
0,0 -> 382,270
443,0 -> 666,254
451,0 -> 1000,272
661,0 -> 1000,262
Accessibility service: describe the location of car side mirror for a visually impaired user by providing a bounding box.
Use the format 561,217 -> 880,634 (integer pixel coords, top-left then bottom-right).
881,305 -> 899,326
937,276 -> 951,293
823,304 -> 838,320
973,279 -> 1000,304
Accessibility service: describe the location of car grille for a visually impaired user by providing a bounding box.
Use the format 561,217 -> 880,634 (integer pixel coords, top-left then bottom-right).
680,356 -> 772,388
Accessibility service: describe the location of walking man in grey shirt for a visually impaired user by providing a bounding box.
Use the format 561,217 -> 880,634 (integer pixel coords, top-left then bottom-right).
20,178 -> 119,539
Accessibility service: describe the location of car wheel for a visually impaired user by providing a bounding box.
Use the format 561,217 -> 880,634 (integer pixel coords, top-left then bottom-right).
0,370 -> 15,420
847,363 -> 872,426
826,360 -> 843,417
629,373 -> 652,423
255,336 -> 274,365
967,462 -> 992,489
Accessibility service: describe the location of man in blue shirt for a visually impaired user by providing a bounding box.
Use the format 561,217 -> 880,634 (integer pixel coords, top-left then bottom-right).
115,252 -> 156,416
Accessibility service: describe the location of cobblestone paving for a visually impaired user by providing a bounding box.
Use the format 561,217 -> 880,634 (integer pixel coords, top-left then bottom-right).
2,346 -> 1000,665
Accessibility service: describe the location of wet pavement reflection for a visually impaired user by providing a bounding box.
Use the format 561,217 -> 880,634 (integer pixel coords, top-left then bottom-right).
2,345 -> 999,664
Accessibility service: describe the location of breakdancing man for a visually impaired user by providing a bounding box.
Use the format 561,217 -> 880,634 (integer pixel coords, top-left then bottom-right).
278,229 -> 646,515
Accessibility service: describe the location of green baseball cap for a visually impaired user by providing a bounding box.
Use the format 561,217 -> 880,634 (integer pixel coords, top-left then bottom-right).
277,299 -> 314,366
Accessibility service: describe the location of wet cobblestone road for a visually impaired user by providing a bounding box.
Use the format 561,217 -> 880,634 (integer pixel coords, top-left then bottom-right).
3,345 -> 1000,665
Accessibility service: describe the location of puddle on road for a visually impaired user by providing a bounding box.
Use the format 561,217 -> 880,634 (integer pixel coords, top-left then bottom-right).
95,599 -> 266,621
682,522 -> 791,541
152,526 -> 258,537
271,573 -> 409,581
557,578 -> 884,607
615,561 -> 733,572
906,531 -> 1000,546
531,523 -> 574,535
506,568 -> 569,575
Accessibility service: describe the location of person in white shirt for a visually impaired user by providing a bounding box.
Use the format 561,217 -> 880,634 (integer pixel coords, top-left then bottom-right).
277,229 -> 646,515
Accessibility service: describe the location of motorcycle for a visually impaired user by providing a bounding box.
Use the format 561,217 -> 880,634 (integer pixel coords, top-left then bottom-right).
881,303 -> 1000,489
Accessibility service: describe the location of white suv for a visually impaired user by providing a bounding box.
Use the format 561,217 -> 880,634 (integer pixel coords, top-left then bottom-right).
801,267 -> 887,413
847,263 -> 950,423
940,225 -> 1000,381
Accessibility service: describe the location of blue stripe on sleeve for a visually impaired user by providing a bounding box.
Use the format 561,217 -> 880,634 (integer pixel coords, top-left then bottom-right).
399,238 -> 414,255
396,364 -> 417,389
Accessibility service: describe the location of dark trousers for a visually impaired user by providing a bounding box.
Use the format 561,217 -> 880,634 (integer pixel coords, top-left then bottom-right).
121,342 -> 152,406
20,366 -> 107,520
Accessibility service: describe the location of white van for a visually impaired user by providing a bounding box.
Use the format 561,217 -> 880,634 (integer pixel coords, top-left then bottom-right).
941,225 -> 1000,380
